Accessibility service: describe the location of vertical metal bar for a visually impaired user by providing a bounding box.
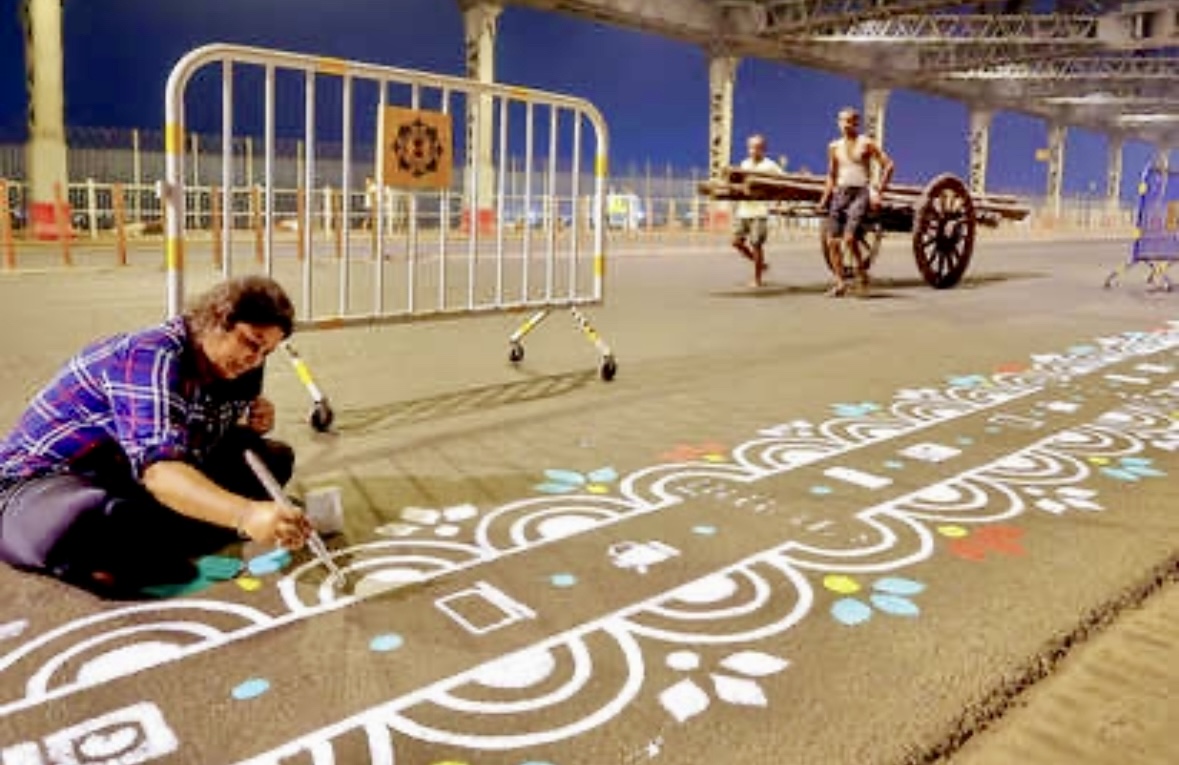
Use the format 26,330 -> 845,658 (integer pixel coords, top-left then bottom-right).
408,82 -> 420,313
164,88 -> 187,316
546,106 -> 558,301
303,70 -> 316,323
132,128 -> 142,223
467,88 -> 481,310
221,60 -> 234,278
264,65 -> 275,274
570,111 -> 581,299
593,124 -> 607,302
438,88 -> 450,310
522,102 -> 533,302
340,74 -> 353,317
375,80 -> 387,315
495,94 -> 508,304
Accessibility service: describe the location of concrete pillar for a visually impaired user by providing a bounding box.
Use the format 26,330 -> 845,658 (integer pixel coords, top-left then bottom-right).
1105,134 -> 1123,212
968,108 -> 992,197
1153,145 -> 1171,170
1046,122 -> 1067,218
861,85 -> 890,148
460,0 -> 501,235
707,50 -> 739,181
20,0 -> 70,238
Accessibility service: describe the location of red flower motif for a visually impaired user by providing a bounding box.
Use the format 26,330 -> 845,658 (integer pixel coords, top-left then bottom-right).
995,362 -> 1027,375
661,442 -> 728,462
949,525 -> 1026,562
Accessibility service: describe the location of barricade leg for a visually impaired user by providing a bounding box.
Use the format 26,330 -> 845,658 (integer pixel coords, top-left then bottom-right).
507,306 -> 618,381
507,309 -> 551,363
280,340 -> 334,432
569,305 -> 617,381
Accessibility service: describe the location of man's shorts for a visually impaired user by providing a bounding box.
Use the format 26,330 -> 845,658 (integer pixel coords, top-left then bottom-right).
732,216 -> 769,246
827,186 -> 870,238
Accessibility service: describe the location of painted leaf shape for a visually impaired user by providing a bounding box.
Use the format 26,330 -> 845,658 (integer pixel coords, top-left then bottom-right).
711,673 -> 768,707
1127,466 -> 1166,477
719,651 -> 789,677
587,466 -> 618,483
544,469 -> 586,485
1100,468 -> 1140,481
822,574 -> 861,595
873,577 -> 925,596
534,482 -> 576,495
658,678 -> 710,723
870,594 -> 920,617
831,598 -> 873,626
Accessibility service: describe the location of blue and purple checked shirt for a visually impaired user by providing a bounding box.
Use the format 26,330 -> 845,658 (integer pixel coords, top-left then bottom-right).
0,316 -> 262,487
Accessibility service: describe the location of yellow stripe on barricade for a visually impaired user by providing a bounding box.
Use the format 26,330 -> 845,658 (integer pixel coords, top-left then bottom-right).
293,360 -> 314,386
317,57 -> 348,76
166,237 -> 184,271
595,154 -> 608,178
165,123 -> 184,156
594,253 -> 604,278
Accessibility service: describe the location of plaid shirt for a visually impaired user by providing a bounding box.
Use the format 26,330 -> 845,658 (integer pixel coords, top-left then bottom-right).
0,317 -> 262,487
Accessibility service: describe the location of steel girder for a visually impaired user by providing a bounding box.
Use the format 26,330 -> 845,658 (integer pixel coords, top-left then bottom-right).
756,0 -> 988,35
942,55 -> 1179,80
788,12 -> 1100,41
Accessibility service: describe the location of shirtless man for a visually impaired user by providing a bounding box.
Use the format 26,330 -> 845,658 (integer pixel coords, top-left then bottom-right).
732,134 -> 784,287
818,107 -> 894,297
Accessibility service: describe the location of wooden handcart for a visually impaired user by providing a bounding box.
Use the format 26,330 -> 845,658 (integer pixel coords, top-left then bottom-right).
700,169 -> 1031,289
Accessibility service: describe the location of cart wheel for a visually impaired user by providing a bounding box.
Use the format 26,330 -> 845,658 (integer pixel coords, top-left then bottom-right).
600,356 -> 618,382
913,173 -> 975,289
309,400 -> 334,432
509,342 -> 525,363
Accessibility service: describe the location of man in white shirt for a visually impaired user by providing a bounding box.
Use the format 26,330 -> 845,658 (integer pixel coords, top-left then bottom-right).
732,134 -> 784,287
818,107 -> 894,297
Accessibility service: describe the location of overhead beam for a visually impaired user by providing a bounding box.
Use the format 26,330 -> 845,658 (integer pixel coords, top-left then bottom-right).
785,12 -> 1100,41
942,54 -> 1179,80
759,0 -> 995,34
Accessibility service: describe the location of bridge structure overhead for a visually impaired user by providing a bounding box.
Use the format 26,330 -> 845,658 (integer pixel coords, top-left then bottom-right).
453,0 -> 1179,213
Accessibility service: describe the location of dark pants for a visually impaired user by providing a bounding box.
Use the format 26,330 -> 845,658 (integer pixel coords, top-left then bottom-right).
0,428 -> 293,594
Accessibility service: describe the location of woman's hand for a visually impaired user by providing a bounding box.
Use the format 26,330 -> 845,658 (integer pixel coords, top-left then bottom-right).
246,396 -> 276,434
240,501 -> 312,549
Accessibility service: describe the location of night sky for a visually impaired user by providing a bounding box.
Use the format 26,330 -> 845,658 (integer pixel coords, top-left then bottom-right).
0,0 -> 1159,197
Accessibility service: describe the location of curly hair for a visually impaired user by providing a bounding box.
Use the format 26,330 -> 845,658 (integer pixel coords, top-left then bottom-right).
184,275 -> 295,338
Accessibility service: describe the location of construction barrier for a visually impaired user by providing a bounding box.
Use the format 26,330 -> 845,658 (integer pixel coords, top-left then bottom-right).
161,44 -> 616,430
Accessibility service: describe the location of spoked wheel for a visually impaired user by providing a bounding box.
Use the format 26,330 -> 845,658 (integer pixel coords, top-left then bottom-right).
818,224 -> 883,280
912,173 -> 975,289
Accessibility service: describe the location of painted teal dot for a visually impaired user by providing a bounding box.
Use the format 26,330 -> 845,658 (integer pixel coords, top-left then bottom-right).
692,525 -> 717,536
247,549 -> 292,577
831,598 -> 872,626
231,678 -> 270,700
883,460 -> 905,470
550,573 -> 578,588
369,633 -> 404,653
810,485 -> 833,496
957,437 -> 974,446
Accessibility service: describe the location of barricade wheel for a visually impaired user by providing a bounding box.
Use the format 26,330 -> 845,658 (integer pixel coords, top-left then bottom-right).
309,400 -> 334,432
600,356 -> 618,382
509,342 -> 525,363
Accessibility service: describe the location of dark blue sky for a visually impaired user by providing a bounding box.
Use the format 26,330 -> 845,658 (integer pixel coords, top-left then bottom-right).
0,0 -> 1157,197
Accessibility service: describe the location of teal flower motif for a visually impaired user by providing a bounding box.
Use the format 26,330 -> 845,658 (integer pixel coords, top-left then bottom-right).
823,575 -> 926,626
1100,456 -> 1165,482
947,374 -> 989,388
535,467 -> 618,495
832,402 -> 880,417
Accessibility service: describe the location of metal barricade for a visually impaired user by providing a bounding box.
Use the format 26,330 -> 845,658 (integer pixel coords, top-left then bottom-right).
1105,162 -> 1179,291
162,44 -> 615,430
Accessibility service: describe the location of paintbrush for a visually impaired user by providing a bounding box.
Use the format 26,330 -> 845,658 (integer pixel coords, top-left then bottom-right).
244,449 -> 346,589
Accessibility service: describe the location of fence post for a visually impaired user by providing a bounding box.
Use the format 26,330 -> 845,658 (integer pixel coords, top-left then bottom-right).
132,129 -> 142,223
53,182 -> 72,266
86,178 -> 98,239
211,184 -> 223,271
112,182 -> 127,266
251,184 -> 263,264
296,186 -> 306,261
0,179 -> 13,270
333,188 -> 343,260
